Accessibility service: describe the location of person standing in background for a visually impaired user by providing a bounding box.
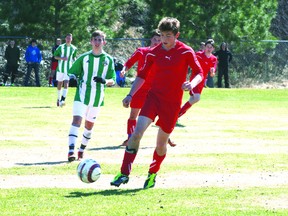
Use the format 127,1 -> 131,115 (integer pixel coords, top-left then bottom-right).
54,33 -> 77,107
24,39 -> 42,87
3,40 -> 20,86
49,38 -> 61,87
214,42 -> 233,88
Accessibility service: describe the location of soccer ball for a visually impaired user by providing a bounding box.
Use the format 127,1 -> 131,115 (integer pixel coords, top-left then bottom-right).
77,158 -> 101,183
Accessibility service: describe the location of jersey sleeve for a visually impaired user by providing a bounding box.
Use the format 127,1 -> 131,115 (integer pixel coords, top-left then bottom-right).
68,56 -> 83,77
53,46 -> 61,57
124,48 -> 142,70
137,52 -> 155,80
106,57 -> 116,82
188,49 -> 203,80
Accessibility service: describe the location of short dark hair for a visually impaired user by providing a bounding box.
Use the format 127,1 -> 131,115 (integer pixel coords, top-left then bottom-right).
151,29 -> 160,37
158,17 -> 180,35
30,39 -> 37,44
91,30 -> 106,40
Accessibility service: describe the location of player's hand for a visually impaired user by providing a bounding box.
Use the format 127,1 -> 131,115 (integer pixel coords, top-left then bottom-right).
120,69 -> 126,78
182,81 -> 193,91
122,94 -> 132,108
210,68 -> 215,77
93,76 -> 106,84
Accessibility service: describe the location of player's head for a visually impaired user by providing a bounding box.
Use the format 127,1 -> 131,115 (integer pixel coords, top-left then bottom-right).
158,17 -> 180,35
65,33 -> 73,44
30,39 -> 37,46
56,38 -> 61,45
204,39 -> 215,53
158,17 -> 180,49
200,42 -> 205,50
91,30 -> 107,47
150,29 -> 161,47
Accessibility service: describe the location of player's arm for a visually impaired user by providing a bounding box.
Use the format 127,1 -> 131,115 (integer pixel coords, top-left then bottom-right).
122,76 -> 145,108
120,49 -> 142,78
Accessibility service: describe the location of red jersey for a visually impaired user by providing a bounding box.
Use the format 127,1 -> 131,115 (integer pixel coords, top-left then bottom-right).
192,51 -> 217,93
138,41 -> 203,103
124,46 -> 155,90
196,51 -> 217,78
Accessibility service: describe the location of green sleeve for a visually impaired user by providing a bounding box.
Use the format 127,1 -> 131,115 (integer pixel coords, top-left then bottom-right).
68,57 -> 82,77
54,46 -> 61,57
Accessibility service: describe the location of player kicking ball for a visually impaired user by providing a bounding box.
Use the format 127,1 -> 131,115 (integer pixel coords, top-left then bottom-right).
110,17 -> 203,189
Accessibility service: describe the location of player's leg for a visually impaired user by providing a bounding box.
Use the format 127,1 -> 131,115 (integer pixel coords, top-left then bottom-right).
60,75 -> 69,107
56,72 -> 64,106
144,127 -> 169,189
121,108 -> 140,146
77,106 -> 101,160
144,101 -> 176,189
178,93 -> 201,118
111,116 -> 152,187
67,101 -> 85,162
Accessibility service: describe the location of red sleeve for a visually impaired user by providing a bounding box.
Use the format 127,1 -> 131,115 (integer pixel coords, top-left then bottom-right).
137,52 -> 155,80
189,49 -> 203,80
124,48 -> 143,70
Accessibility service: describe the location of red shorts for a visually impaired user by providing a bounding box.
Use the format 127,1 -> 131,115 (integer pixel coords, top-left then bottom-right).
139,92 -> 181,134
130,87 -> 149,109
51,61 -> 58,70
191,80 -> 205,95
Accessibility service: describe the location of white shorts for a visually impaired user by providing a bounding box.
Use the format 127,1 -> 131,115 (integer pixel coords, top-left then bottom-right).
56,72 -> 69,82
73,101 -> 101,123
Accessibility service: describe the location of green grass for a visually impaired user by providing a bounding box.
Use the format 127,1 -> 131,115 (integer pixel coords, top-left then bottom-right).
0,87 -> 288,215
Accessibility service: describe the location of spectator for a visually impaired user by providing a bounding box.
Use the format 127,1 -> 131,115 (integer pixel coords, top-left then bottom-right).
49,38 -> 61,87
24,39 -> 42,87
3,40 -> 20,86
54,33 -> 77,107
214,42 -> 233,88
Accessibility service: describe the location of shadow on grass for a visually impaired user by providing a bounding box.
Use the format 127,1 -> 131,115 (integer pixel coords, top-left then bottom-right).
23,106 -> 53,109
65,188 -> 143,198
15,161 -> 67,166
88,146 -> 154,151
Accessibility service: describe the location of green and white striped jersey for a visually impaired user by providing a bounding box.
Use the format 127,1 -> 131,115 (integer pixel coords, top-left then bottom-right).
54,43 -> 77,74
69,50 -> 116,107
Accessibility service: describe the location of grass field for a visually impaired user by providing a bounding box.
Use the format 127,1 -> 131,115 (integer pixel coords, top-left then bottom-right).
0,87 -> 287,215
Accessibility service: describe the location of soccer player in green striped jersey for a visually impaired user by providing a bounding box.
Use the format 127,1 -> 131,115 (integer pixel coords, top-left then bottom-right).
67,30 -> 116,162
54,33 -> 77,107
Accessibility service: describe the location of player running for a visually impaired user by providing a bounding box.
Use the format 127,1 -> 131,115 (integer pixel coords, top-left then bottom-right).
54,33 -> 77,107
110,17 -> 203,189
119,30 -> 162,146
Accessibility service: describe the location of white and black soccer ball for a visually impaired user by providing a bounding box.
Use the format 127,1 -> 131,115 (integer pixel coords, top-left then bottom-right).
77,158 -> 101,183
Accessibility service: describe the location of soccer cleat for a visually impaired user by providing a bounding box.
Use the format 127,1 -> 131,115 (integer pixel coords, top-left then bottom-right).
77,151 -> 84,160
57,100 -> 60,107
59,100 -> 65,107
143,173 -> 157,189
120,139 -> 128,146
168,138 -> 177,147
68,152 -> 76,162
110,173 -> 129,187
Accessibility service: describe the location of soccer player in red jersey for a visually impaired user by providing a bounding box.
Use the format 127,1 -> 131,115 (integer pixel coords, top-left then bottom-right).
178,39 -> 218,118
111,17 -> 203,189
119,30 -> 161,147
168,39 -> 218,146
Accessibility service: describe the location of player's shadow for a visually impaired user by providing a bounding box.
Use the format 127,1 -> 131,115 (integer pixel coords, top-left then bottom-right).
15,161 -> 67,166
88,146 -> 154,151
23,106 -> 53,109
65,188 -> 143,198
